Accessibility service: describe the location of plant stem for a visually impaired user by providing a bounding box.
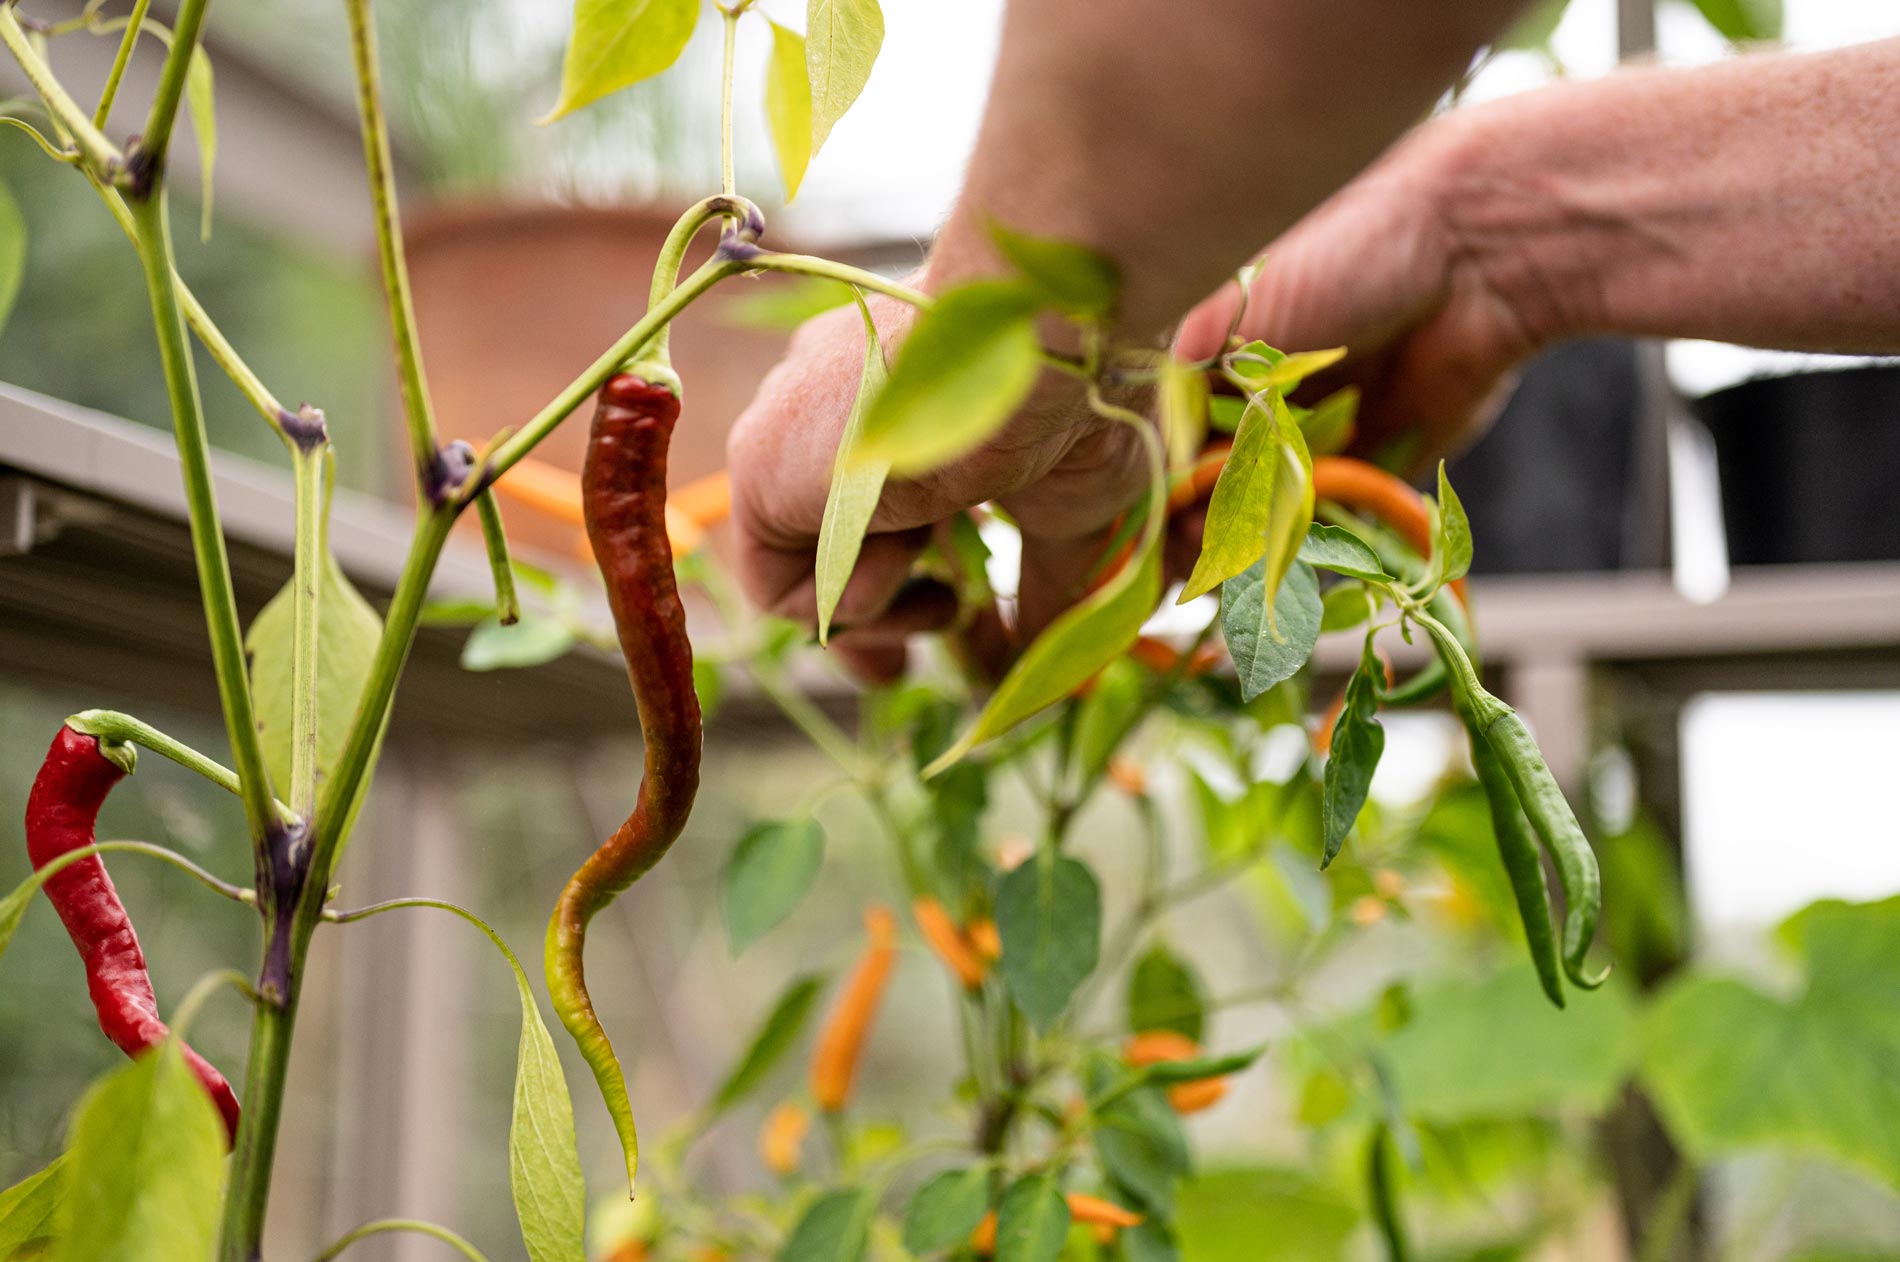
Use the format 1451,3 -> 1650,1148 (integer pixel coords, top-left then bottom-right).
92,0 -> 153,128
311,1219 -> 490,1262
485,256 -> 741,477
219,991 -> 299,1262
720,5 -> 740,197
288,445 -> 326,818
746,252 -> 930,307
0,8 -> 121,176
647,194 -> 759,364
343,0 -> 438,482
130,0 -> 209,187
65,709 -> 295,826
474,490 -> 519,625
126,193 -> 277,849
20,839 -> 253,905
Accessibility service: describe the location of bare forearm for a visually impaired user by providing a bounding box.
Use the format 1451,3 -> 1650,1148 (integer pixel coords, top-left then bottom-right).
928,0 -> 1524,339
1445,38 -> 1900,356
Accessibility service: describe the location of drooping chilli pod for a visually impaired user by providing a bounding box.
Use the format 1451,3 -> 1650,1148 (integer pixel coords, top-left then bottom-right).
545,373 -> 703,1192
23,725 -> 243,1142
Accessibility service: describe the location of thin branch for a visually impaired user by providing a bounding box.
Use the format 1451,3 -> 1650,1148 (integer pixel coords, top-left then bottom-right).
67,708 -> 296,827
0,8 -> 121,176
310,1219 -> 489,1262
92,0 -> 153,128
127,0 -> 209,190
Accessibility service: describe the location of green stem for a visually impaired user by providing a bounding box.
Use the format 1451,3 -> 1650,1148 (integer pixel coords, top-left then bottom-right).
219,994 -> 298,1262
746,252 -> 930,307
125,193 -> 277,849
474,490 -> 519,625
0,8 -> 121,175
91,0 -> 153,128
311,1219 -> 489,1262
753,663 -> 864,777
647,194 -> 758,364
343,0 -> 438,481
485,256 -> 742,477
288,446 -> 326,818
66,709 -> 295,827
13,839 -> 253,906
1635,1160 -> 1701,1262
130,0 -> 209,188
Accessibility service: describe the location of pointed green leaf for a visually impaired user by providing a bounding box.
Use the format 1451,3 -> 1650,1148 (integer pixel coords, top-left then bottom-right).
902,1167 -> 991,1255
854,282 -> 1042,476
925,539 -> 1160,774
52,1044 -> 222,1262
1319,582 -> 1375,633
1140,1043 -> 1265,1085
0,180 -> 23,338
0,1159 -> 65,1259
1298,524 -> 1391,583
1687,0 -> 1781,43
1433,461 -> 1473,586
1320,636 -> 1385,868
709,973 -> 826,1116
187,45 -> 215,240
1093,1082 -> 1189,1216
995,854 -> 1102,1030
1231,345 -> 1345,391
765,20 -> 813,201
246,549 -> 382,797
720,276 -> 857,330
1180,393 -> 1312,606
460,613 -> 576,672
988,221 -> 1120,319
806,0 -> 883,155
1219,559 -> 1320,702
544,0 -> 699,121
778,1187 -> 875,1262
816,301 -> 890,641
509,951 -> 588,1262
1160,358 -> 1210,470
721,818 -> 826,954
1298,386 -> 1357,457
995,1176 -> 1069,1262
1128,943 -> 1207,1042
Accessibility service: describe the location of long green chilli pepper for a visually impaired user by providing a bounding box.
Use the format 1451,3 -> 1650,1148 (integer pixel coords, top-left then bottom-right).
1463,717 -> 1565,1008
1366,1123 -> 1411,1262
546,373 -> 703,1192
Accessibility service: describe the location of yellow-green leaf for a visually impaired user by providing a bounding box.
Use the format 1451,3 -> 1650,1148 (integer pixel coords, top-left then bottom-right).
52,1044 -> 223,1262
187,45 -> 215,240
816,301 -> 889,641
507,940 -> 587,1262
988,221 -> 1120,320
926,540 -> 1161,776
1299,385 -> 1357,457
0,1158 -> 64,1259
765,20 -> 813,202
1233,345 -> 1346,391
245,549 -> 383,797
0,181 -> 23,341
1179,391 -> 1313,605
543,0 -> 699,122
854,282 -> 1042,476
1160,357 -> 1209,471
806,0 -> 884,155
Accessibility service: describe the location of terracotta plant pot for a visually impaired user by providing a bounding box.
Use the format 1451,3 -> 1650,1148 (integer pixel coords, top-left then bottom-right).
403,200 -> 912,557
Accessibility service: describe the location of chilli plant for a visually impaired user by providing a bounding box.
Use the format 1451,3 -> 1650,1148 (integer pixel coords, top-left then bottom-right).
0,1 -> 1629,1260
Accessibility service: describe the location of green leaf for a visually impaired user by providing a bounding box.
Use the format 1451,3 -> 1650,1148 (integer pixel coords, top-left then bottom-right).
805,0 -> 884,156
459,613 -> 575,671
1231,345 -> 1344,391
246,548 -> 383,796
0,180 -> 25,337
1432,462 -> 1473,587
544,0 -> 699,121
52,1044 -> 223,1262
1160,358 -> 1210,469
1687,0 -> 1781,43
1298,387 -> 1357,457
902,1167 -> 991,1256
1071,657 -> 1145,788
1298,524 -> 1391,583
988,222 -> 1120,319
1319,636 -> 1384,868
722,819 -> 826,954
508,948 -> 588,1262
0,1159 -> 64,1259
186,45 -> 215,241
994,1176 -> 1068,1262
1094,1082 -> 1190,1216
1140,1043 -> 1265,1085
719,276 -> 857,330
778,1187 -> 875,1262
765,20 -> 813,201
709,974 -> 825,1116
1127,943 -> 1207,1043
816,301 -> 890,642
995,854 -> 1102,1029
1318,583 -> 1374,634
1641,897 -> 1900,1187
1219,559 -> 1320,703
926,540 -> 1161,774
1382,963 -> 1637,1122
854,282 -> 1042,476
1498,0 -> 1570,51
1180,392 -> 1312,606
1206,395 -> 1247,434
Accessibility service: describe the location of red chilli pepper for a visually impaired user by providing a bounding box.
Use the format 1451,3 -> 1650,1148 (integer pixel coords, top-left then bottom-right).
545,374 -> 703,1191
24,725 -> 241,1142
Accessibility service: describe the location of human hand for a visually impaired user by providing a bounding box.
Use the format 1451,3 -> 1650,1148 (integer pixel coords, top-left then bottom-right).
726,289 -> 1152,682
1177,114 -> 1552,471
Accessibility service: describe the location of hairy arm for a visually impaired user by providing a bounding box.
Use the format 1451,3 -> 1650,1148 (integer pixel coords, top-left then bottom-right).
731,0 -> 1518,669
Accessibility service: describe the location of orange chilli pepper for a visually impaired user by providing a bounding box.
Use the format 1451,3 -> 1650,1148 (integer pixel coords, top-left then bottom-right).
971,1212 -> 998,1255
968,919 -> 1002,961
1107,756 -> 1148,797
913,896 -> 988,989
1066,1193 -> 1144,1230
1124,1030 -> 1232,1114
759,1100 -> 810,1175
811,906 -> 899,1112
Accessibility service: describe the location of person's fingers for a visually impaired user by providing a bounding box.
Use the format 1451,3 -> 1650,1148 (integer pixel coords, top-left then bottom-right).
1176,283 -> 1244,363
1016,525 -> 1123,641
740,529 -> 935,630
829,578 -> 960,643
833,642 -> 908,685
